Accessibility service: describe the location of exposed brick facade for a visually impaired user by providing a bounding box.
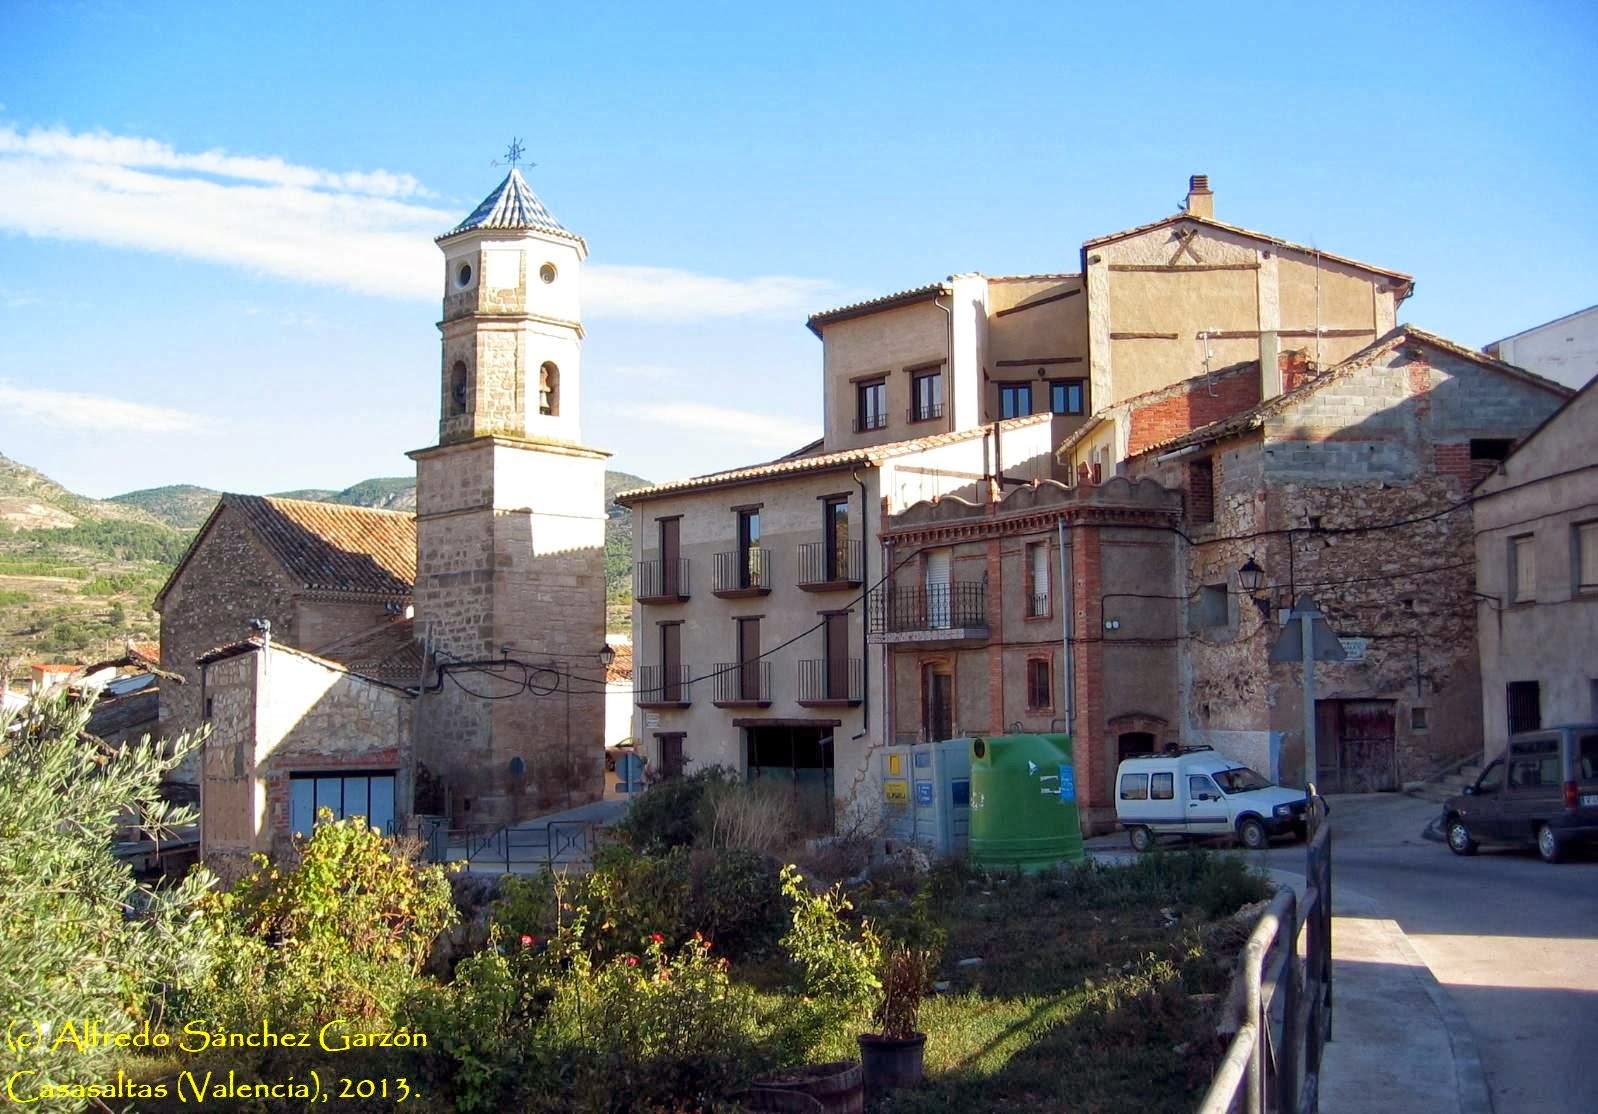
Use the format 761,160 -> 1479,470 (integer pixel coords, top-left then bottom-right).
1127,362 -> 1262,457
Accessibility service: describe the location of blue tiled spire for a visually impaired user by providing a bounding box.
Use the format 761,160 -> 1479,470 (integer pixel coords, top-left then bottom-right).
440,169 -> 574,240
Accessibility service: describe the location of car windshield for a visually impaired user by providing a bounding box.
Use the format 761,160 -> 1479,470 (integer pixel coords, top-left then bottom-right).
1213,767 -> 1272,793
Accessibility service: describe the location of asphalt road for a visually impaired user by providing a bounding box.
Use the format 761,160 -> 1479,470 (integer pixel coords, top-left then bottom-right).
1094,793 -> 1598,1114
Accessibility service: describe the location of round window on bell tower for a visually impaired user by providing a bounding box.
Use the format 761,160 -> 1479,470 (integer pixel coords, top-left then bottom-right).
455,262 -> 474,289
539,262 -> 557,284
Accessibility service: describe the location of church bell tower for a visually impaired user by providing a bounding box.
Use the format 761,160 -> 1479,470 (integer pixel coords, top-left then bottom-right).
410,161 -> 610,827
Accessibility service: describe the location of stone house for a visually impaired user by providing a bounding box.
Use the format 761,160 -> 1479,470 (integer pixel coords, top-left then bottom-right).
196,635 -> 414,877
1473,374 -> 1598,752
1117,327 -> 1570,793
161,168 -> 613,855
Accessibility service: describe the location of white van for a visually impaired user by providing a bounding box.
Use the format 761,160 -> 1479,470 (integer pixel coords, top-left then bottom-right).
1115,747 -> 1310,851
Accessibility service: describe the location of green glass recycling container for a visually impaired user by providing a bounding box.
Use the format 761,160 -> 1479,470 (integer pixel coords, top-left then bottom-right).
968,733 -> 1085,871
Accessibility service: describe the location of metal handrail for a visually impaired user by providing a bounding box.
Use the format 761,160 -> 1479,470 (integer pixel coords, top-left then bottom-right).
414,816 -> 600,874
867,582 -> 987,634
1198,812 -> 1332,1114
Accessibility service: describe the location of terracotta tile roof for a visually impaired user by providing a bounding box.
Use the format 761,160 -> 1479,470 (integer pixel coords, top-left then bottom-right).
615,413 -> 1055,504
313,618 -> 423,682
32,663 -> 80,673
806,281 -> 951,336
127,641 -> 160,664
1082,212 -> 1414,287
604,641 -> 633,683
1130,325 -> 1573,458
226,495 -> 414,597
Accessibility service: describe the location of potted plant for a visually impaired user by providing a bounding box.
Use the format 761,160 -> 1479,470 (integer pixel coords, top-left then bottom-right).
857,943 -> 936,1096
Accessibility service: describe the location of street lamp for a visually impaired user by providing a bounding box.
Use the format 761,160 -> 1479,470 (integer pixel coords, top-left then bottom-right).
1237,557 -> 1271,618
598,643 -> 617,671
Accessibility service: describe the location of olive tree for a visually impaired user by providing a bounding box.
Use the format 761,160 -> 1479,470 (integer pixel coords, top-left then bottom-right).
0,691 -> 217,1102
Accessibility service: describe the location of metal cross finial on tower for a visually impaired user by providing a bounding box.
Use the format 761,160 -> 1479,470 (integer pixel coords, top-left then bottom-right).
505,138 -> 525,167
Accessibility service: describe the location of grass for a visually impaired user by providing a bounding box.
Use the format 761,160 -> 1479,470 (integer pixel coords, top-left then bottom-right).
861,853 -> 1265,1113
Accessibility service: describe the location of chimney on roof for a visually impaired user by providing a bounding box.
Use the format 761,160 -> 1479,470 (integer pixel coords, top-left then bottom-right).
1185,174 -> 1214,219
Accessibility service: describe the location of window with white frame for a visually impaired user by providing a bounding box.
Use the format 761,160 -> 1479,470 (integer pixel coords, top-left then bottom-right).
1510,534 -> 1536,603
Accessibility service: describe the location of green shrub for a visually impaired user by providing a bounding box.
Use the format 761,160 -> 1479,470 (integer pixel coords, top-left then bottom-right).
0,693 -> 216,1106
614,764 -> 739,852
0,588 -> 29,606
778,865 -> 880,1010
197,813 -> 458,1031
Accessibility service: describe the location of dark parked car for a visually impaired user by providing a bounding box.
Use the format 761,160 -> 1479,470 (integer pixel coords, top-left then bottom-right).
1444,724 -> 1598,863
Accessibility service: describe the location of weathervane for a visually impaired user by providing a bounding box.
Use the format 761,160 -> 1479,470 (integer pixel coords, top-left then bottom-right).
496,138 -> 535,172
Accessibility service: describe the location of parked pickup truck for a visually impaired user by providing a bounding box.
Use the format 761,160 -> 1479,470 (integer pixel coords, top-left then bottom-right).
1116,747 -> 1310,852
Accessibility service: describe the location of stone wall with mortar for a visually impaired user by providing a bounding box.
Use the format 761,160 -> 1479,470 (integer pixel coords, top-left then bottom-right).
200,644 -> 412,871
1133,341 -> 1567,788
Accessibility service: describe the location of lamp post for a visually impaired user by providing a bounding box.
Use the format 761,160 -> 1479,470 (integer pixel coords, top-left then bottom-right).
1237,556 -> 1271,619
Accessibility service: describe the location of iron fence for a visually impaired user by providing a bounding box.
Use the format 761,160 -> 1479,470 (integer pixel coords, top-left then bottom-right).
711,660 -> 771,704
413,816 -> 601,874
867,582 -> 987,635
712,547 -> 770,593
635,664 -> 692,705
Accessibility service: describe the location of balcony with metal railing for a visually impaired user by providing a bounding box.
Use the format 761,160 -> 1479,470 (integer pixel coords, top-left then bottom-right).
634,558 -> 690,604
797,539 -> 864,591
907,401 -> 945,424
797,657 -> 862,706
712,547 -> 771,598
634,664 -> 692,708
1026,591 -> 1052,619
711,660 -> 772,707
867,582 -> 989,644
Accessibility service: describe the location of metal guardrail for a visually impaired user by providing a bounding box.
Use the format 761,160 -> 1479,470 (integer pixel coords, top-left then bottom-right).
712,547 -> 771,594
1199,805 -> 1332,1114
413,816 -> 600,874
635,558 -> 690,600
867,582 -> 987,635
797,539 -> 864,586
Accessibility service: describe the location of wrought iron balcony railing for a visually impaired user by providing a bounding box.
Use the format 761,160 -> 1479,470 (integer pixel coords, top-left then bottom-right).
867,582 -> 988,638
712,547 -> 771,596
635,558 -> 690,602
635,664 -> 692,706
797,658 -> 863,705
711,660 -> 771,706
797,539 -> 864,589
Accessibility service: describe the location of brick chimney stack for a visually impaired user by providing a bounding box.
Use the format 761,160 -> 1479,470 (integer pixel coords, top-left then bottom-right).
1185,174 -> 1214,219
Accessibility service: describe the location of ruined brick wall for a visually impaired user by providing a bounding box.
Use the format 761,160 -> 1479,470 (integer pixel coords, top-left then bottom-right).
1127,363 -> 1262,457
158,508 -> 299,775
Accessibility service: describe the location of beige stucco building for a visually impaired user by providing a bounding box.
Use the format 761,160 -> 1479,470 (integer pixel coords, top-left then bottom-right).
621,173 -> 1572,834
1474,376 -> 1598,754
1485,304 -> 1598,392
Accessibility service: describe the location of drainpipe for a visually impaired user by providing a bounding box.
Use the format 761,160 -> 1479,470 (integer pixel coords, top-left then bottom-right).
1057,518 -> 1075,737
853,468 -> 871,735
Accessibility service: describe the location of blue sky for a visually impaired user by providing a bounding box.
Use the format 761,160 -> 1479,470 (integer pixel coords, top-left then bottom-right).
1,0 -> 1594,499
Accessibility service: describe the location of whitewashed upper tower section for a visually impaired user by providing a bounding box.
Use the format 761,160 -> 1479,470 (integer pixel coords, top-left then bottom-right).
434,169 -> 587,445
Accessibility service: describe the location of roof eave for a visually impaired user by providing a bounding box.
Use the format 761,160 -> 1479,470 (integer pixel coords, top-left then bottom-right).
806,284 -> 952,338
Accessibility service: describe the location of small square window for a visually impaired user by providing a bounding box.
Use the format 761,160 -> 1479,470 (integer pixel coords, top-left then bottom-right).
856,380 -> 887,432
1411,707 -> 1428,732
1194,583 -> 1229,628
1119,773 -> 1149,801
998,382 -> 1033,419
1049,379 -> 1086,416
1026,658 -> 1052,709
1150,772 -> 1174,800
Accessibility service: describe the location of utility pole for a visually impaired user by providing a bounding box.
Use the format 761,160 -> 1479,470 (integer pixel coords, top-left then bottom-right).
1269,594 -> 1345,793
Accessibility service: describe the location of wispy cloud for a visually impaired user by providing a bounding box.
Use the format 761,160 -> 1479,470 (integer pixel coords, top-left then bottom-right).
0,383 -> 212,433
0,125 -> 840,319
613,401 -> 817,451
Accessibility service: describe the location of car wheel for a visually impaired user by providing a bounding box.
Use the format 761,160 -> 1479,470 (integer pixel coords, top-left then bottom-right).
1128,826 -> 1154,853
1237,817 -> 1268,851
1537,823 -> 1565,864
1446,817 -> 1478,856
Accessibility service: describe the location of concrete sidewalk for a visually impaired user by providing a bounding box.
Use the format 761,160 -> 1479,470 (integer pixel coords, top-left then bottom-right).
1313,882 -> 1492,1114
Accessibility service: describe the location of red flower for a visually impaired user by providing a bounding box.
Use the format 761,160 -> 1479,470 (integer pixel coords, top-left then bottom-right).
520,934 -> 534,948
650,933 -> 664,944
625,955 -> 639,967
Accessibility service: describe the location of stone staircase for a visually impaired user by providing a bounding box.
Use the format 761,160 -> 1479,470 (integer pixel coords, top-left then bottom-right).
1403,754 -> 1483,803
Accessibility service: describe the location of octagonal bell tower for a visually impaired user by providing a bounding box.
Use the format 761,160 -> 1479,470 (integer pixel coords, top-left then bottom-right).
411,168 -> 610,828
